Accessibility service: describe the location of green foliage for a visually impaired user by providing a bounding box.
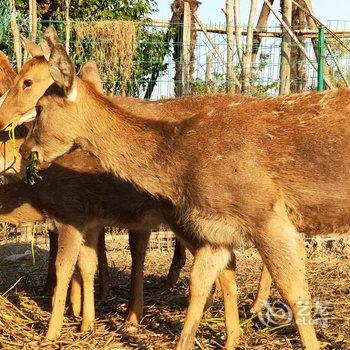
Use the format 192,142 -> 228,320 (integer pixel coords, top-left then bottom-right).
192,53 -> 278,97
13,0 -> 157,21
250,53 -> 278,96
128,25 -> 169,96
193,72 -> 226,95
0,0 -> 170,97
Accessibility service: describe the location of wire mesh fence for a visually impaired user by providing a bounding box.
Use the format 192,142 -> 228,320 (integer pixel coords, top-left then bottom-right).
1,9 -> 350,99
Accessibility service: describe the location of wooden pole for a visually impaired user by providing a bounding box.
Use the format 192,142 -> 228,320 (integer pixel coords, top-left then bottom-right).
242,0 -> 257,94
182,1 -> 191,96
252,0 -> 274,65
151,19 -> 350,38
10,0 -> 22,70
31,0 -> 37,42
233,0 -> 243,72
225,0 -> 235,93
263,0 -> 333,89
290,3 -> 307,93
279,0 -> 292,95
205,55 -> 213,93
65,0 -> 70,53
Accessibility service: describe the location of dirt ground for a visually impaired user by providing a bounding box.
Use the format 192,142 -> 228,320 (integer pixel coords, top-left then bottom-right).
0,237 -> 349,350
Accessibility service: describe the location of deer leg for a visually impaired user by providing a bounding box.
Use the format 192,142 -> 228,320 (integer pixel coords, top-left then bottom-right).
44,229 -> 58,295
97,229 -> 111,300
255,209 -> 319,350
77,228 -> 99,332
250,263 -> 272,313
69,270 -> 82,317
177,245 -> 231,350
46,224 -> 82,341
165,238 -> 187,290
126,229 -> 151,326
218,253 -> 241,349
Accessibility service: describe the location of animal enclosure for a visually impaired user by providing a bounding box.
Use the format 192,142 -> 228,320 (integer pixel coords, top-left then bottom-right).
0,1 -> 350,349
2,1 -> 350,99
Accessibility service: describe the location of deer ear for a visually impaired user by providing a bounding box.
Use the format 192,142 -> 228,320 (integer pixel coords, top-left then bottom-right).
44,27 -> 76,98
20,35 -> 45,58
78,61 -> 103,94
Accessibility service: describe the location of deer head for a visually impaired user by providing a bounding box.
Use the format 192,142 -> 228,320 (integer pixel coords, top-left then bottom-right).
0,27 -> 103,131
19,27 -> 92,165
0,39 -> 53,130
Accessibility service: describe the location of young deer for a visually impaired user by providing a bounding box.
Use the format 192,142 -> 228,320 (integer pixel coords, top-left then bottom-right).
19,26 -> 350,350
0,51 -> 195,308
0,52 -> 113,298
0,47 -> 242,346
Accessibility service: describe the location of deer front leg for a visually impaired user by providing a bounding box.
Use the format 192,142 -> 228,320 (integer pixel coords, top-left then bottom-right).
77,228 -> 99,332
125,229 -> 151,327
177,245 -> 231,350
250,263 -> 272,313
165,238 -> 187,290
254,208 -> 319,350
46,224 -> 82,341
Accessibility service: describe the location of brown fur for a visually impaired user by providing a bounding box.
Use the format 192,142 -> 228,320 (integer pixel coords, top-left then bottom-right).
0,49 -> 243,345
0,51 -> 17,96
19,27 -> 350,349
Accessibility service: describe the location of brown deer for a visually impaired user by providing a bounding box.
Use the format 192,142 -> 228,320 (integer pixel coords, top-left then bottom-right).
0,52 -> 113,298
0,50 -> 195,309
18,26 -> 350,350
0,49 -> 242,346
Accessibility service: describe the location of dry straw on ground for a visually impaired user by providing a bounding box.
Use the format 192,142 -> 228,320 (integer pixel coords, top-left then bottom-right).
74,21 -> 139,95
0,239 -> 349,350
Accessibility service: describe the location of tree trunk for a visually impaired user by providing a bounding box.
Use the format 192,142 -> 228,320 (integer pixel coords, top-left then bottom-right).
279,0 -> 292,95
252,0 -> 274,65
31,0 -> 38,42
225,0 -> 235,93
10,0 -> 22,70
242,0 -> 257,94
65,0 -> 70,53
290,2 -> 307,93
233,0 -> 243,77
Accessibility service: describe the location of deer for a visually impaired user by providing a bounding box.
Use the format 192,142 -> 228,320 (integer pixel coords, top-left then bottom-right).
0,52 -> 114,299
16,25 -> 350,350
0,49 -> 207,308
0,47 -> 244,347
0,52 -> 181,326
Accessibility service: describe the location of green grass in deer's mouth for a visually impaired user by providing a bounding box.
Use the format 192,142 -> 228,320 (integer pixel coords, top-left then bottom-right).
25,151 -> 42,185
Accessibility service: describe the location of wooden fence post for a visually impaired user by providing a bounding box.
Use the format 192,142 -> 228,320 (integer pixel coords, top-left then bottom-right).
182,0 -> 191,96
225,0 -> 235,93
242,0 -> 257,94
65,0 -> 70,53
10,0 -> 22,70
252,0 -> 274,65
279,0 -> 292,95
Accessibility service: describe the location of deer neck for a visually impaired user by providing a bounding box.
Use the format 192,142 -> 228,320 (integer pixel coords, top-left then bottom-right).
75,82 -> 180,202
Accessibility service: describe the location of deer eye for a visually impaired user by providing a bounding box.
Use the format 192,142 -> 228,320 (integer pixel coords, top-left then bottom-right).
23,79 -> 33,89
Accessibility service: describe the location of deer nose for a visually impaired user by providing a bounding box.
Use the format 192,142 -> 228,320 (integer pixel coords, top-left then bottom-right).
19,142 -> 33,161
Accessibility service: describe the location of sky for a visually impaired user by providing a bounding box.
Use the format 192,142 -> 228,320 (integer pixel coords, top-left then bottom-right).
152,0 -> 350,27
